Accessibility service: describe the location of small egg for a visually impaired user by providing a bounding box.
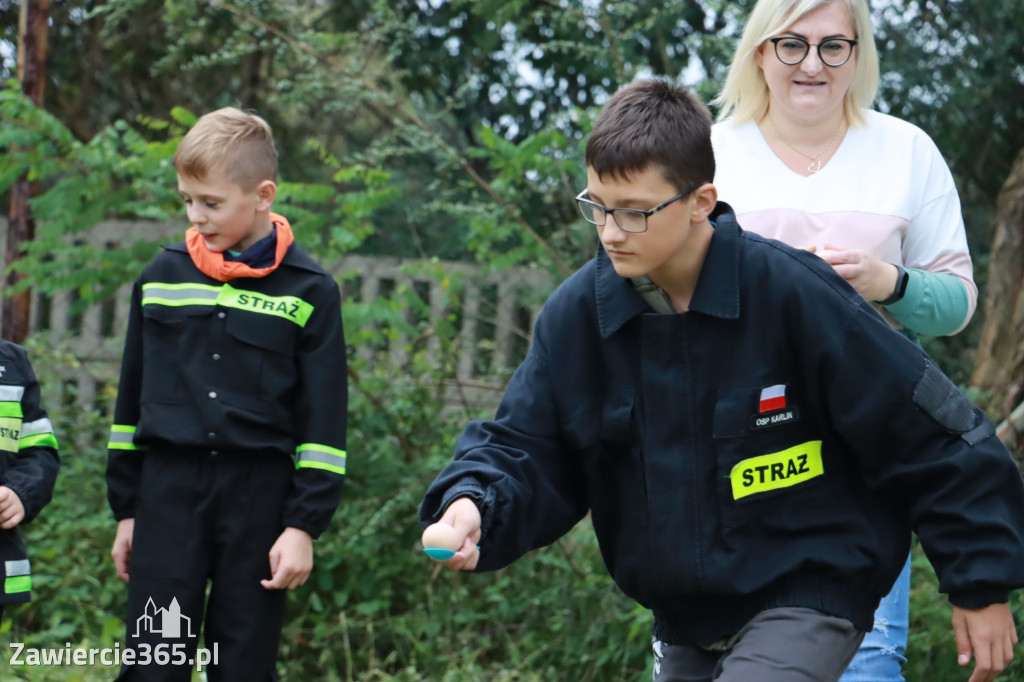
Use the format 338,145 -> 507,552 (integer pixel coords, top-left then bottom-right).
422,523 -> 460,552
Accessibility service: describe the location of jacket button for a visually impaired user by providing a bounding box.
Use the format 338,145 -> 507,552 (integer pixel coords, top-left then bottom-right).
209,391 -> 218,399
207,432 -> 216,440
212,353 -> 221,361
218,311 -> 226,319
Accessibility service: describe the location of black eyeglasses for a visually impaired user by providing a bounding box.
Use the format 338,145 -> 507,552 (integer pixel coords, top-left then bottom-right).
769,36 -> 858,67
575,183 -> 703,234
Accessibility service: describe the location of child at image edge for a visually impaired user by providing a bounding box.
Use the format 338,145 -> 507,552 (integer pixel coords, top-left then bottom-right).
419,79 -> 1024,682
0,340 -> 59,623
107,107 -> 348,681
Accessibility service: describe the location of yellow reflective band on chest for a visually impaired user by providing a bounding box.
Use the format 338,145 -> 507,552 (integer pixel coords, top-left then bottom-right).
730,440 -> 823,500
142,282 -> 314,327
216,284 -> 314,327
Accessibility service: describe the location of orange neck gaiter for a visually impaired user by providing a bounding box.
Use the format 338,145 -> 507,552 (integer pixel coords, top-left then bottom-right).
186,213 -> 295,282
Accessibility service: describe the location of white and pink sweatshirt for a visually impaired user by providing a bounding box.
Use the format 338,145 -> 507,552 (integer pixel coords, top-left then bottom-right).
712,109 -> 975,336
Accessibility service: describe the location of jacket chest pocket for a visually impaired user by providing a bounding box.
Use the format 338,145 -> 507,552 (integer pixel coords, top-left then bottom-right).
141,304 -> 190,345
224,312 -> 298,400
573,392 -> 649,530
713,386 -> 830,531
141,304 -> 210,403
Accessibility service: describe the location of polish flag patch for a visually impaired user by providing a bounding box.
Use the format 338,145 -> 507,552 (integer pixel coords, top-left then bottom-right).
759,384 -> 787,413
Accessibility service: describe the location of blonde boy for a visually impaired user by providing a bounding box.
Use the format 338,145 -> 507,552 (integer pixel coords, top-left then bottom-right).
107,108 -> 348,681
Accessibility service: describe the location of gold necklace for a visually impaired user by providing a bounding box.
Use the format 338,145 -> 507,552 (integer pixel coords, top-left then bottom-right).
768,116 -> 846,173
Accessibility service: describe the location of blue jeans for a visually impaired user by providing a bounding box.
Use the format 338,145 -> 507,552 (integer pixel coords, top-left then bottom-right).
839,555 -> 910,681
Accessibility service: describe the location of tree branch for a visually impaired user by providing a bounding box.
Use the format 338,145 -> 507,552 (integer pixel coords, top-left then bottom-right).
211,0 -> 573,277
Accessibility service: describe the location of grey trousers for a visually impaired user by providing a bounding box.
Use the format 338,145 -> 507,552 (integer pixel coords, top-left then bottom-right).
653,607 -> 865,682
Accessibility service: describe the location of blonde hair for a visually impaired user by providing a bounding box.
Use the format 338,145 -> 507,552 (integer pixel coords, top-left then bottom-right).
714,0 -> 879,127
173,107 -> 278,191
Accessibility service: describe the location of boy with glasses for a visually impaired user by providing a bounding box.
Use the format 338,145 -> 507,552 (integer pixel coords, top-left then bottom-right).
419,78 -> 1024,682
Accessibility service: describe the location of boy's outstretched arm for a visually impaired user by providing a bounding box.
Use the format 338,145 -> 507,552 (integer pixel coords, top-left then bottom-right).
261,527 -> 313,591
953,603 -> 1018,682
421,300 -> 593,572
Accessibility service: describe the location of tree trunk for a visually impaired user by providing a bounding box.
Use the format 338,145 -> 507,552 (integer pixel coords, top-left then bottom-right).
2,0 -> 49,343
971,146 -> 1024,450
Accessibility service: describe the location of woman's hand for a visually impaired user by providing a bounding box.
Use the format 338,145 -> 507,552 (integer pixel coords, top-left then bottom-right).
815,243 -> 901,302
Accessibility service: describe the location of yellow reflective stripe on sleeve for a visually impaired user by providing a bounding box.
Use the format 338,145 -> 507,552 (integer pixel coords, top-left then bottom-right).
4,575 -> 31,594
730,440 -> 824,500
295,444 -> 347,475
141,282 -> 314,327
108,424 -> 142,451
4,561 -> 31,594
21,433 -> 59,449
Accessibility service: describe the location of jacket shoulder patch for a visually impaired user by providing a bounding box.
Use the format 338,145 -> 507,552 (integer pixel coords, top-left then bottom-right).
912,360 -> 977,433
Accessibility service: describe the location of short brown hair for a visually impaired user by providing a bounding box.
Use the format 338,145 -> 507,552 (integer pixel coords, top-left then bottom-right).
586,78 -> 715,192
173,107 -> 278,191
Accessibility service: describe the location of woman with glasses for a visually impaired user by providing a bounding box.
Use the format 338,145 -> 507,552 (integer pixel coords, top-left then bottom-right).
711,1 -> 977,681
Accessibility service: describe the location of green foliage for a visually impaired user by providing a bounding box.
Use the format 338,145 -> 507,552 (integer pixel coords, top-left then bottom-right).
6,0 -> 1010,376
0,82 -> 184,304
280,152 -> 400,260
0,87 -> 387,309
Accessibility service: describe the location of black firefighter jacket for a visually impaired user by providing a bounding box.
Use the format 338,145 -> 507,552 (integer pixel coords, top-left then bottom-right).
106,241 -> 347,539
421,203 -> 1024,647
0,340 -> 59,604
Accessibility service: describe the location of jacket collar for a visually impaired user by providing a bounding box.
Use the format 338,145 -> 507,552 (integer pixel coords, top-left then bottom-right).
164,231 -> 322,274
596,201 -> 742,339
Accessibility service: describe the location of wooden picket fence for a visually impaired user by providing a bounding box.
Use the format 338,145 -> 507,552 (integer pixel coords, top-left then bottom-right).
1,219 -> 553,417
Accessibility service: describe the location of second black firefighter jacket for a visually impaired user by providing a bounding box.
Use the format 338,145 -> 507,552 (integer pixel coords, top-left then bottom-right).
420,203 -> 1024,647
